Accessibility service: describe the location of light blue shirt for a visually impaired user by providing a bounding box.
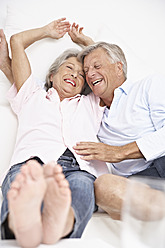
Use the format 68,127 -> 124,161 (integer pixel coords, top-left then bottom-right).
98,74 -> 165,176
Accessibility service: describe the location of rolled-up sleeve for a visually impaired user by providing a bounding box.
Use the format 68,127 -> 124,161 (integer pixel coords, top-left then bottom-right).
137,126 -> 165,161
136,74 -> 165,161
7,74 -> 41,114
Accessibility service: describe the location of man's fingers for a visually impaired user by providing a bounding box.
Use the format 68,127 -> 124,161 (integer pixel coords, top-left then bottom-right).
75,149 -> 93,155
73,145 -> 89,151
73,142 -> 97,150
80,155 -> 94,161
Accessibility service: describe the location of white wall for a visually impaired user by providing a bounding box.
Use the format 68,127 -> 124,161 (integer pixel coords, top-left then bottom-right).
0,0 -> 165,77
101,0 -> 165,76
0,0 -> 8,27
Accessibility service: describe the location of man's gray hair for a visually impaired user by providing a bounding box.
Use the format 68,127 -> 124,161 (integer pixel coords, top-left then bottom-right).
78,42 -> 127,79
45,48 -> 91,95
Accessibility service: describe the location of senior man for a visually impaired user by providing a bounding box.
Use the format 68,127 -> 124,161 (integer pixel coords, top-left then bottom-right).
73,41 -> 165,220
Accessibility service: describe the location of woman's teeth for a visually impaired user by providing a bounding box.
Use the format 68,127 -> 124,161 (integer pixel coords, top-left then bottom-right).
64,79 -> 76,87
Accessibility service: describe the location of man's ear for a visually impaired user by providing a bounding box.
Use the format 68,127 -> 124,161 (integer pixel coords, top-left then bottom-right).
116,62 -> 123,77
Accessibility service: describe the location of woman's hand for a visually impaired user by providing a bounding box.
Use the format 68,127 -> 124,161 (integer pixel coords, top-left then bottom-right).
44,18 -> 71,39
68,22 -> 94,47
10,18 -> 70,92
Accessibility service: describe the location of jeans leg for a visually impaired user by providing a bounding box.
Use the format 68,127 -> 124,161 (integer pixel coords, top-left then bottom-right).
65,171 -> 97,238
57,155 -> 97,238
131,155 -> 165,178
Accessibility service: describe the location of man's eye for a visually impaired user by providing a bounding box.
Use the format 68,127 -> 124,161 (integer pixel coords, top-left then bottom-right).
95,65 -> 101,69
84,70 -> 88,74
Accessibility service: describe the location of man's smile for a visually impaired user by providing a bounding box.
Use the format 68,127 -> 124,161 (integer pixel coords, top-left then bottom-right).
92,78 -> 103,86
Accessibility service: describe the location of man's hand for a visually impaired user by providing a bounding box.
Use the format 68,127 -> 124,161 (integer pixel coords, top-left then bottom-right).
68,22 -> 94,47
44,18 -> 71,39
73,141 -> 144,162
73,142 -> 123,162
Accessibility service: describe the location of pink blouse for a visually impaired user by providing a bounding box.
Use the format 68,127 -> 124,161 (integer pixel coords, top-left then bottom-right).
6,74 -> 109,178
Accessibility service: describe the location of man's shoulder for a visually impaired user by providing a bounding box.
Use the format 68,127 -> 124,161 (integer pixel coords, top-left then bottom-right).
136,73 -> 165,83
129,73 -> 165,89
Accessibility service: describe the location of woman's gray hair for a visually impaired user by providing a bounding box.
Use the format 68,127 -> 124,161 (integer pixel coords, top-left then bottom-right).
78,42 -> 127,79
45,48 -> 91,95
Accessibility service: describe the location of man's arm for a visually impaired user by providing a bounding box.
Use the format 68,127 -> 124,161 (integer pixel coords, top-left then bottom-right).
10,18 -> 70,91
73,141 -> 144,162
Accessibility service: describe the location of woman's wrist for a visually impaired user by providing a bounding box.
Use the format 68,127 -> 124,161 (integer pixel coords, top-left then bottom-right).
41,25 -> 51,38
83,37 -> 95,46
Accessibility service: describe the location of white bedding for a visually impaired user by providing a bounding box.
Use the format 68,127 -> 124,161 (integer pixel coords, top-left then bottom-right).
0,0 -> 165,247
0,238 -> 115,248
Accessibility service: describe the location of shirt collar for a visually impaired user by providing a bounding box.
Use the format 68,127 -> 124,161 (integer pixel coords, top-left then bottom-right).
46,87 -> 81,102
117,79 -> 132,95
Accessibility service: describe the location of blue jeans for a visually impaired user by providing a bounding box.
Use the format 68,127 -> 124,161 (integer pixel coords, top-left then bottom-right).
1,156 -> 97,239
129,155 -> 165,178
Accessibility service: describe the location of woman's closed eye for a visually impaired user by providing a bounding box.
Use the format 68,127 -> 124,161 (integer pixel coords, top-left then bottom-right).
66,65 -> 73,70
79,72 -> 85,78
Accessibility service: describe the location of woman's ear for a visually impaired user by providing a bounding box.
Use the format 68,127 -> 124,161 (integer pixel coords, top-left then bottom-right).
50,74 -> 53,82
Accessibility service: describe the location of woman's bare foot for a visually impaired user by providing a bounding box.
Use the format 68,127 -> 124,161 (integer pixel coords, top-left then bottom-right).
0,29 -> 14,83
42,161 -> 73,244
7,160 -> 47,248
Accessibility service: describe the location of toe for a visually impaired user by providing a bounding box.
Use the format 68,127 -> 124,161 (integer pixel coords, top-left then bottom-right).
11,174 -> 25,190
44,163 -> 55,177
54,164 -> 63,174
58,178 -> 69,188
54,173 -> 65,182
44,161 -> 62,178
7,188 -> 18,200
26,160 -> 43,180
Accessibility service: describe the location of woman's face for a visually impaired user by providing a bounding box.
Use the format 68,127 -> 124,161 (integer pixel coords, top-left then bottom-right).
50,57 -> 85,101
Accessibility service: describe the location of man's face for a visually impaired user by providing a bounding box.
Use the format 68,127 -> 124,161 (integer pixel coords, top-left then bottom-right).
84,47 -> 122,100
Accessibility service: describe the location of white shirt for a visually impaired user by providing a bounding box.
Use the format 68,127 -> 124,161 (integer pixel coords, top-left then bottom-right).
98,74 -> 165,177
6,74 -> 109,178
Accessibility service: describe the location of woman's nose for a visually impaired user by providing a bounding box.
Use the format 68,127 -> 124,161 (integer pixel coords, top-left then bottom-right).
71,71 -> 78,78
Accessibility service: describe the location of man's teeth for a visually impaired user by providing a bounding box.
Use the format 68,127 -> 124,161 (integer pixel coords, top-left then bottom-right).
93,79 -> 102,86
65,79 -> 76,87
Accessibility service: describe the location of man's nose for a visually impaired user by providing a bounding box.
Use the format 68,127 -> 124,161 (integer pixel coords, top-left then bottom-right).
87,67 -> 95,78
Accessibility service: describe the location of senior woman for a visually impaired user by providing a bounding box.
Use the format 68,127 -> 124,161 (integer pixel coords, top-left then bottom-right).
0,19 -> 109,248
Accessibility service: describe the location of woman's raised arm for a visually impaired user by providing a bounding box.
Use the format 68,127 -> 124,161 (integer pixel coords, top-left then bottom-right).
68,22 -> 95,47
10,18 -> 70,91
